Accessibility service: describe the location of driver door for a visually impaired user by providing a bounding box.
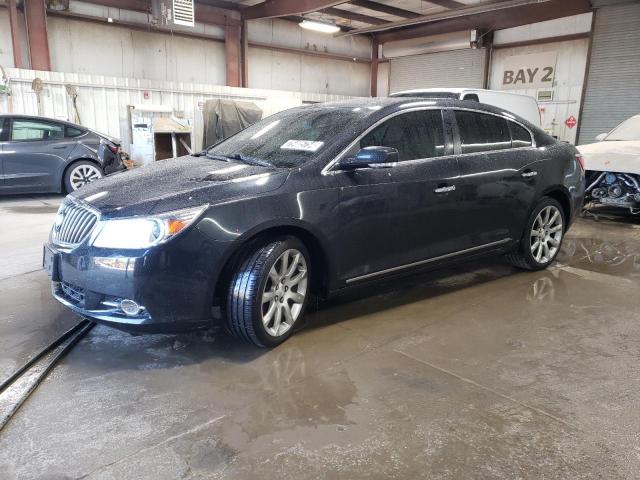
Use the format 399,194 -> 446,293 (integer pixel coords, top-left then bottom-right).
333,109 -> 464,284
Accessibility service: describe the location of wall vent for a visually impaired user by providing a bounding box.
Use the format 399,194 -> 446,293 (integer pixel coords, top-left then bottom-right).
537,90 -> 554,102
173,0 -> 195,27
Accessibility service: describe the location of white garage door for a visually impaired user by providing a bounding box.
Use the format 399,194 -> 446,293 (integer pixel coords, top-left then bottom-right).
578,2 -> 640,144
389,49 -> 487,94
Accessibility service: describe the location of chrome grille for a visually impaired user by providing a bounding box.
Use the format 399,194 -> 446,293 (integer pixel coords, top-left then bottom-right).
52,200 -> 99,247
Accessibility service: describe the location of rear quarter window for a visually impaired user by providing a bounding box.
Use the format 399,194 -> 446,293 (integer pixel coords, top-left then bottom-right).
455,110 -> 511,154
509,122 -> 533,148
66,126 -> 86,138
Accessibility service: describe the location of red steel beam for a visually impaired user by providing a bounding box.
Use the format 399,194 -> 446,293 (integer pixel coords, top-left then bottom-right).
225,23 -> 242,87
244,0 -> 348,20
24,0 -> 51,71
370,37 -> 378,97
7,0 -> 24,68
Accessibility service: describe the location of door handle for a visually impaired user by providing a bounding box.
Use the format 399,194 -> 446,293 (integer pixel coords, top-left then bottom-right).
53,145 -> 69,149
521,170 -> 538,178
434,185 -> 456,194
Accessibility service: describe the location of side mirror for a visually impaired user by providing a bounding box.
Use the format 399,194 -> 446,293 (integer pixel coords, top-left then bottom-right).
338,146 -> 399,170
595,133 -> 607,142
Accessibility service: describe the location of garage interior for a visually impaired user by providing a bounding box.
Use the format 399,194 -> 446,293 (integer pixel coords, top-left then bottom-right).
1,0 -> 640,478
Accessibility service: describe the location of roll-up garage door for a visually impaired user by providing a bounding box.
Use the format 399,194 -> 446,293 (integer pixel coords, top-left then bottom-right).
578,2 -> 640,144
389,49 -> 487,94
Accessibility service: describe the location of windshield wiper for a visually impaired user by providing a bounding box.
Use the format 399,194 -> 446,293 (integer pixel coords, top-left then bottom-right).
205,153 -> 273,168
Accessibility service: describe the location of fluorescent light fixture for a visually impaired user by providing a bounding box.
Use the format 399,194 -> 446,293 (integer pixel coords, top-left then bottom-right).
299,19 -> 340,34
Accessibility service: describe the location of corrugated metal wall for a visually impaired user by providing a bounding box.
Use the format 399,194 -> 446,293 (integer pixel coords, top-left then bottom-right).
578,2 -> 640,144
0,68 -> 358,153
389,49 -> 487,94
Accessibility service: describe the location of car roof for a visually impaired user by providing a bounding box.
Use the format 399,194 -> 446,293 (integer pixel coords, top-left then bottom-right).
390,88 -> 536,100
301,97 -> 530,122
0,113 -> 84,128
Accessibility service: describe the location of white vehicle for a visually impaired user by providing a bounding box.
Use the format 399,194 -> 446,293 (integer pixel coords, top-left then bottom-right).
390,88 -> 541,127
579,114 -> 640,214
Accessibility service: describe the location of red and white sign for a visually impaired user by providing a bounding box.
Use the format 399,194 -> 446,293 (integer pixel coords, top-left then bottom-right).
565,115 -> 577,129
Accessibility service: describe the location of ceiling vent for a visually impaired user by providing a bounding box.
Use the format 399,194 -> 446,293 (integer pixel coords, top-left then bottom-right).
173,0 -> 195,27
151,0 -> 194,28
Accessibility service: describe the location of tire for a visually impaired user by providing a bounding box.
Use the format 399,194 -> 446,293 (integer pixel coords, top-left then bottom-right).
226,237 -> 311,348
64,161 -> 104,193
506,197 -> 566,271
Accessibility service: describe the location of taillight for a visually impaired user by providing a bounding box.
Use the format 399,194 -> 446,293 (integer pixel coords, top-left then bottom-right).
107,144 -> 120,154
576,154 -> 585,172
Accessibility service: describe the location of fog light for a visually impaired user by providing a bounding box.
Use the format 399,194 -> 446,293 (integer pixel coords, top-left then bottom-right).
120,299 -> 142,316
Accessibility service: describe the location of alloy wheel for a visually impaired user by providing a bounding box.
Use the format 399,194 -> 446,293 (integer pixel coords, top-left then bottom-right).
261,249 -> 308,337
530,205 -> 563,264
70,164 -> 102,190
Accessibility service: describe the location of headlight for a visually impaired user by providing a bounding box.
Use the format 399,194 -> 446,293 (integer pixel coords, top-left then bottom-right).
91,205 -> 207,249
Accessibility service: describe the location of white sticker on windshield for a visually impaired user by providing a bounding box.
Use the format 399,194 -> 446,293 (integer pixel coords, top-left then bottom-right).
280,140 -> 324,152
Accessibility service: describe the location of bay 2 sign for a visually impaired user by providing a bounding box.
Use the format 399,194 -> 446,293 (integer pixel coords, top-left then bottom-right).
502,52 -> 557,90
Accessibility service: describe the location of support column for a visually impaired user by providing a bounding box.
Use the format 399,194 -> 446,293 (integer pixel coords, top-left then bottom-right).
225,23 -> 242,88
370,37 -> 379,98
8,0 -> 25,68
24,0 -> 51,71
241,18 -> 249,88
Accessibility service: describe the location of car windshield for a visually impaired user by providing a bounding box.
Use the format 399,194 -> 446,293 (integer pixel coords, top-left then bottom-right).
605,115 -> 640,141
207,106 -> 373,168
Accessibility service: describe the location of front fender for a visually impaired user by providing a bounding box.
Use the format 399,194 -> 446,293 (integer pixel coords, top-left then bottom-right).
196,187 -> 340,292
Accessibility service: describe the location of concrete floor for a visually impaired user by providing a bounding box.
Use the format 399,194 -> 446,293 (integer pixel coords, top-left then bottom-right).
1,195 -> 640,479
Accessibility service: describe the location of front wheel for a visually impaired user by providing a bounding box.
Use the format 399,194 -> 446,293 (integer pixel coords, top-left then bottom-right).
64,161 -> 103,193
506,197 -> 565,270
226,237 -> 310,348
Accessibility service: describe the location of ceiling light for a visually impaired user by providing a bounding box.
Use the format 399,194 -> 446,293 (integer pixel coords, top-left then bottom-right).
299,19 -> 340,34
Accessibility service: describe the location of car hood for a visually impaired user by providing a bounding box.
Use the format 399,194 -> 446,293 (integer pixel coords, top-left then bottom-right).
71,155 -> 289,217
578,140 -> 640,175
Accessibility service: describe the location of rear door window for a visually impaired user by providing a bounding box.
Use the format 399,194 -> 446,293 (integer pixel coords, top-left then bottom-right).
11,119 -> 65,141
454,111 -> 511,154
360,110 -> 446,161
509,122 -> 533,148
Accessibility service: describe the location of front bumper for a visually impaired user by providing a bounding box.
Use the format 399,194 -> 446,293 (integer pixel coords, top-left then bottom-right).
47,229 -> 221,333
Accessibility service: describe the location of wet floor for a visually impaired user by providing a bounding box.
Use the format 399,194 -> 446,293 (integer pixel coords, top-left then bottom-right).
0,197 -> 639,479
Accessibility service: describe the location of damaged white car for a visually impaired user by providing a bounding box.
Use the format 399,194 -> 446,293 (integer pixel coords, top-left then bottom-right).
579,114 -> 640,214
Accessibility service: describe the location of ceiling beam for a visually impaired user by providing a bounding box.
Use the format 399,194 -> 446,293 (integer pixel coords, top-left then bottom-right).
196,0 -> 245,10
337,0 -> 554,36
424,0 -> 466,9
349,0 -> 421,19
375,0 -> 592,43
321,6 -> 389,25
244,1 -> 348,20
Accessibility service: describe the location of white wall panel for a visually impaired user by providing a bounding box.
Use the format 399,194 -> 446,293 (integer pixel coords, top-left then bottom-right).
489,38 -> 589,144
0,10 -> 14,68
247,47 -> 370,97
0,68 -> 359,155
494,13 -> 593,45
48,17 -> 227,85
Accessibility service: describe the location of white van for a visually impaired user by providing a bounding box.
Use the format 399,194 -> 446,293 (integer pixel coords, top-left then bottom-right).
390,88 -> 541,127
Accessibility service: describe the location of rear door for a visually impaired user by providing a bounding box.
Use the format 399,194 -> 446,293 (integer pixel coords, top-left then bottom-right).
0,117 -> 9,190
3,118 -> 72,192
451,109 -> 539,247
334,108 -> 464,284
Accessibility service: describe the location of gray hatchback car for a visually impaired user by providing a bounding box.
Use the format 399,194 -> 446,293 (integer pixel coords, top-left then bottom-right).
0,114 -> 125,194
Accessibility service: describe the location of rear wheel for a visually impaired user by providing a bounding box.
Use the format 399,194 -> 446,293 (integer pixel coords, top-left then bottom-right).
506,197 -> 565,270
226,237 -> 310,348
64,161 -> 103,193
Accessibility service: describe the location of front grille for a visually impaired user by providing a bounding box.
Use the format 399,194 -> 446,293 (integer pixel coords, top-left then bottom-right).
52,200 -> 99,247
61,282 -> 85,305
